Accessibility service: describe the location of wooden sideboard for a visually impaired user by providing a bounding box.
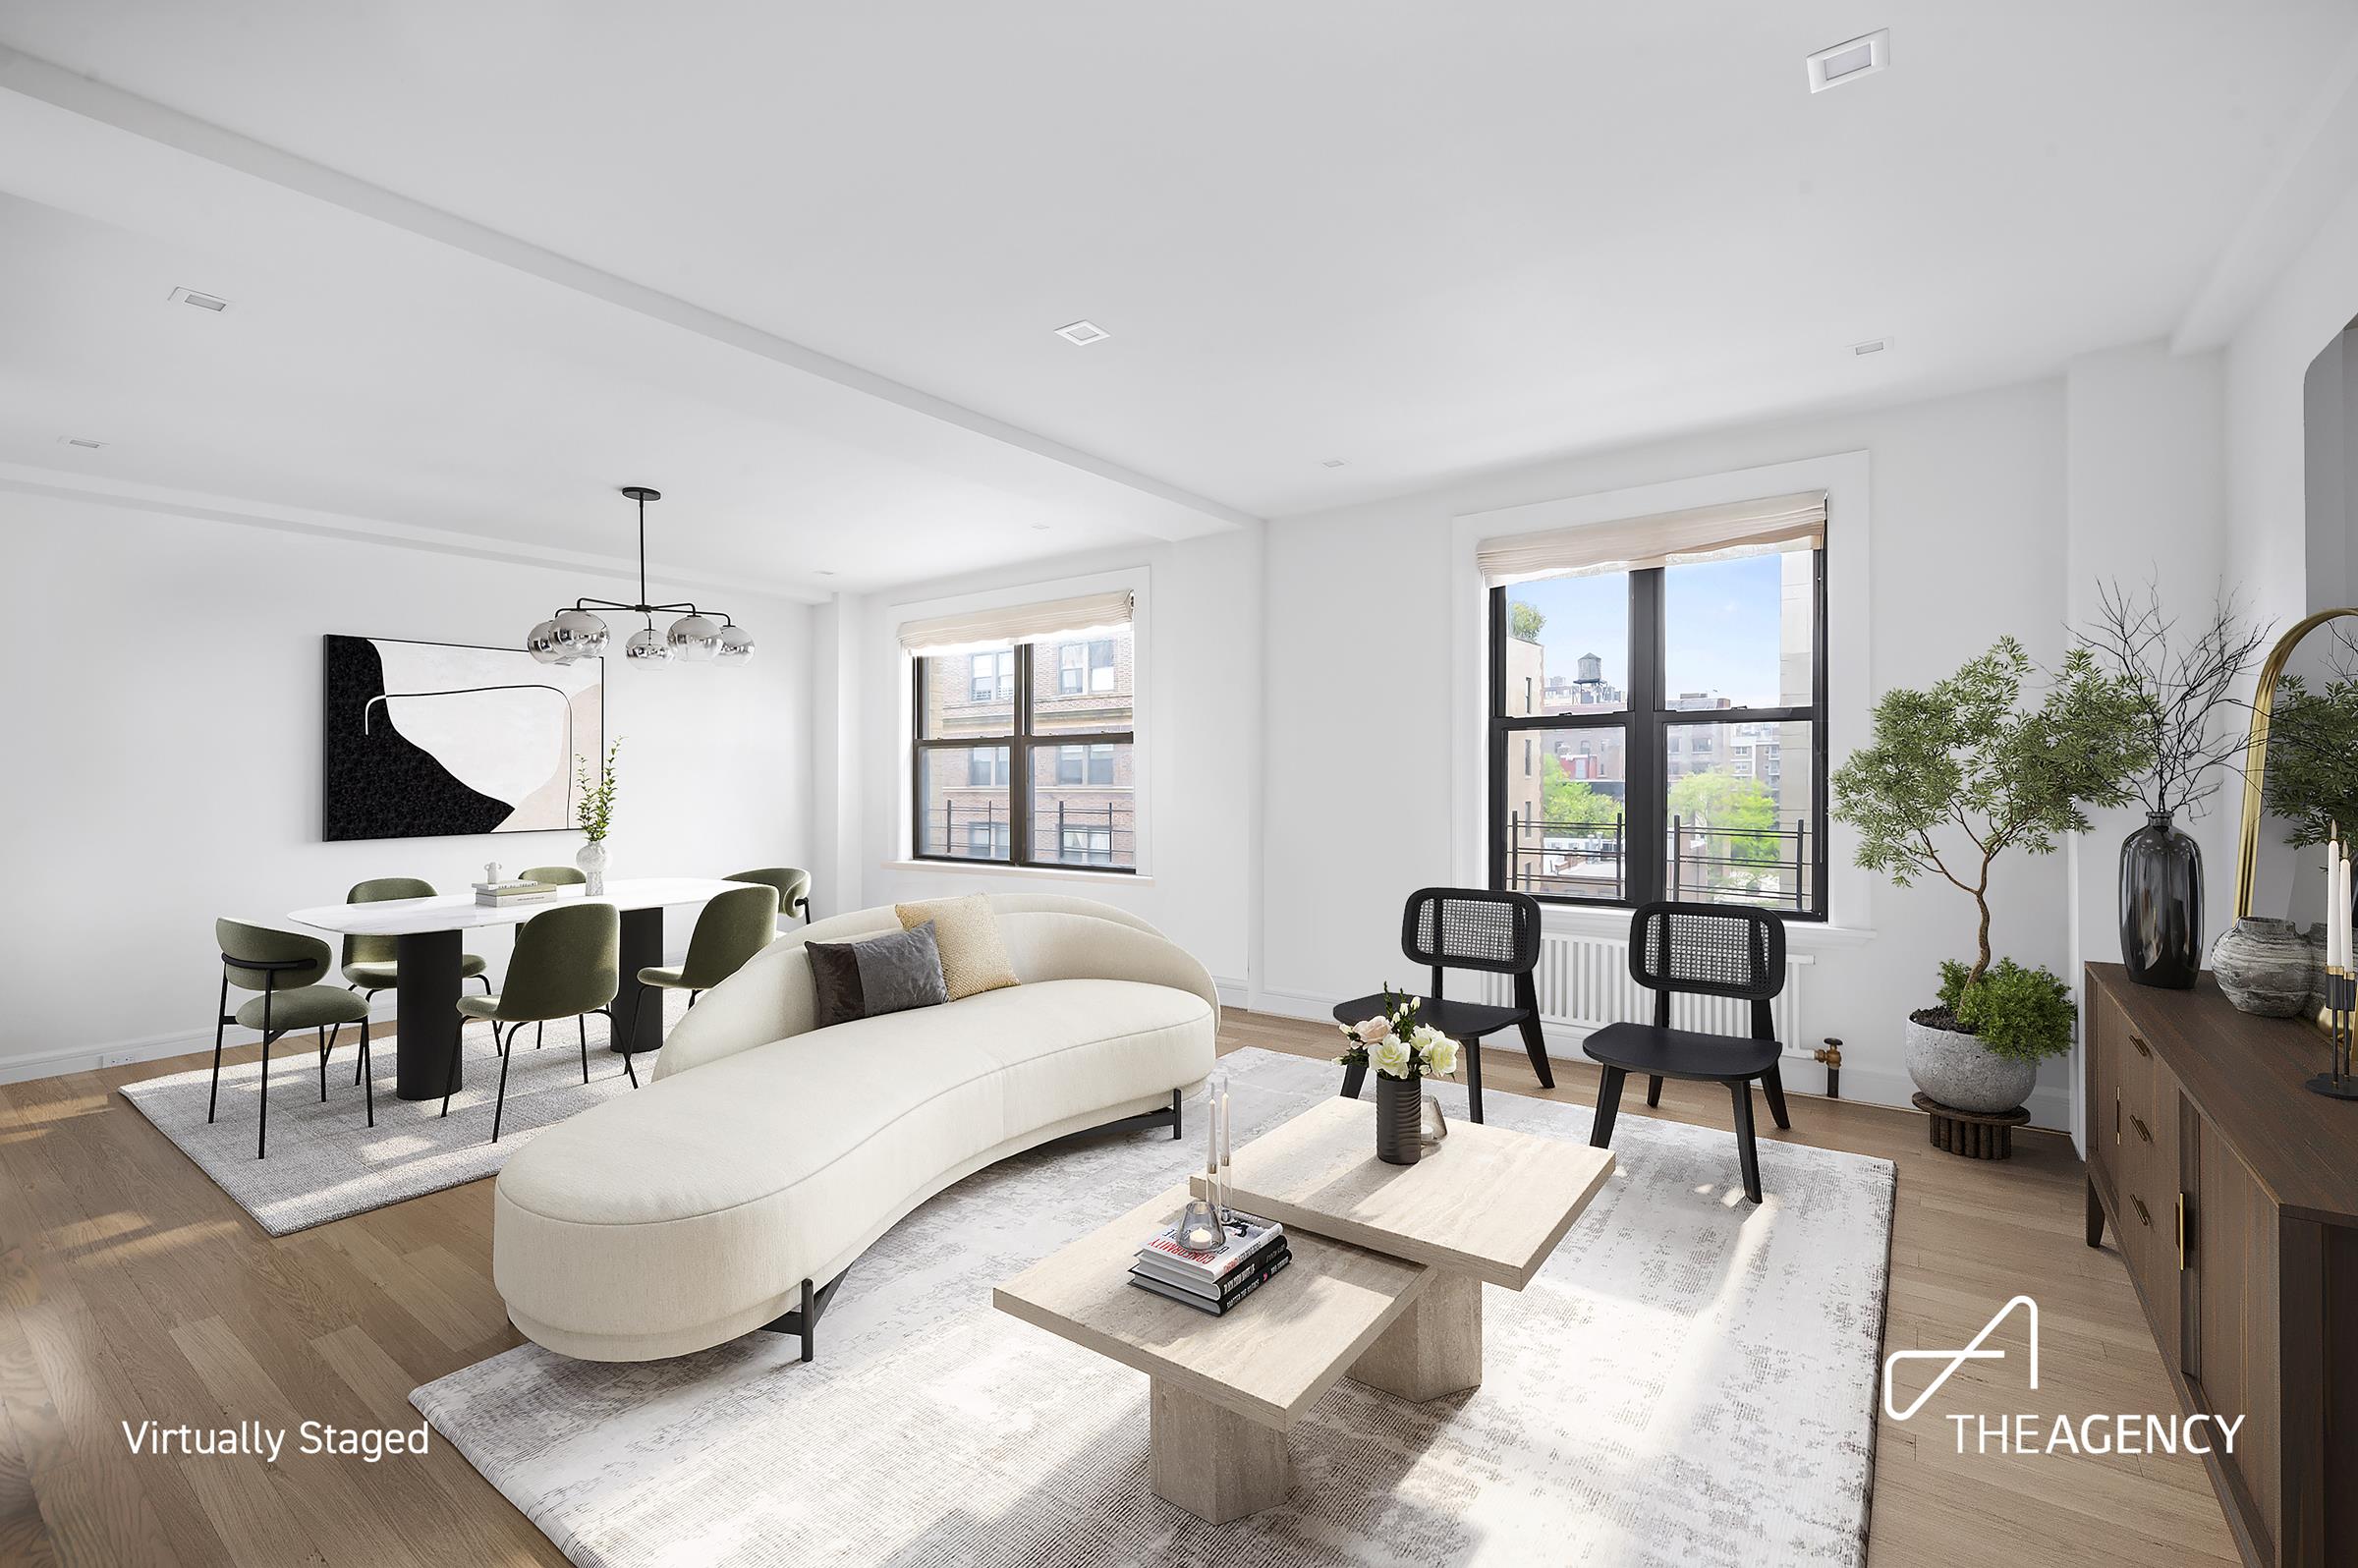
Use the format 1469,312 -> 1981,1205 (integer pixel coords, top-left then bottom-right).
2084,964 -> 2358,1568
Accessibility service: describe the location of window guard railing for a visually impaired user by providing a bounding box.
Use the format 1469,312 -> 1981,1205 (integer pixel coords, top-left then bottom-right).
921,801 -> 1135,868
1503,811 -> 1814,913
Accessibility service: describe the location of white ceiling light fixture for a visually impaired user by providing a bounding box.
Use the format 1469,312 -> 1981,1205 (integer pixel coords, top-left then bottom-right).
525,486 -> 755,669
1807,29 -> 1889,92
167,285 -> 231,311
1053,319 -> 1110,346
1850,337 -> 1891,357
1319,459 -> 1347,469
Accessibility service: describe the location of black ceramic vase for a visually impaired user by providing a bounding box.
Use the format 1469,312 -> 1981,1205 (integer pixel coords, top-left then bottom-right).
1376,1075 -> 1422,1165
2119,811 -> 2202,989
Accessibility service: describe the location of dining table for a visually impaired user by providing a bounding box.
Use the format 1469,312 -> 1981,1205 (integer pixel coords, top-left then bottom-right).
287,876 -> 742,1100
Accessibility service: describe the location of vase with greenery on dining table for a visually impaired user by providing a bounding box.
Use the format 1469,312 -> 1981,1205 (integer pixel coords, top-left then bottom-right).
575,739 -> 621,895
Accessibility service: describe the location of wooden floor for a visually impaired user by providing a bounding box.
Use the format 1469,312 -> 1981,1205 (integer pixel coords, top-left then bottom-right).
0,1012 -> 2238,1567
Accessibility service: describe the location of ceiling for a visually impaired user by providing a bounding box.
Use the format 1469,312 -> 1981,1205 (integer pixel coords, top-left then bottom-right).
2,3 -> 2354,592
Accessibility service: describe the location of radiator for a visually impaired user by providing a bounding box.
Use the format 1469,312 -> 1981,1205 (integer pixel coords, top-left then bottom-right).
1475,928 -> 1813,1059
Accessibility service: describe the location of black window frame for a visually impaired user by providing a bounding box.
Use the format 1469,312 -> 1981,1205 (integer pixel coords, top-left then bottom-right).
913,641 -> 1137,873
1488,548 -> 1829,920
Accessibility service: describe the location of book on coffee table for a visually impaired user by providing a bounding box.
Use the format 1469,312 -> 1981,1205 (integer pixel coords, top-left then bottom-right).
1137,1211 -> 1283,1280
1133,1238 -> 1293,1297
1129,1245 -> 1292,1316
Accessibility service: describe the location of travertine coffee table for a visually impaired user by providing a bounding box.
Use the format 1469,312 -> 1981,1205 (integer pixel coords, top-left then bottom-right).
993,1096 -> 1614,1523
1189,1094 -> 1614,1402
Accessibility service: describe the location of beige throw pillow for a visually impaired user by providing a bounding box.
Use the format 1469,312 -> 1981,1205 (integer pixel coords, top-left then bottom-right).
895,893 -> 1018,1000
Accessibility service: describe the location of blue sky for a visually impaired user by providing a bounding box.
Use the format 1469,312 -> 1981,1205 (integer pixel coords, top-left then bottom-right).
1511,555 -> 1788,707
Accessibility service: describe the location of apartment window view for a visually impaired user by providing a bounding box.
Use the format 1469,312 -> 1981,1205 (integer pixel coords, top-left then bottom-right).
913,622 -> 1138,870
1487,506 -> 1826,916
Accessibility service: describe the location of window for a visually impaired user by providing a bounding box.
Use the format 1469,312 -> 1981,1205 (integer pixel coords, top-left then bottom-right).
1486,498 -> 1825,917
913,619 -> 1136,870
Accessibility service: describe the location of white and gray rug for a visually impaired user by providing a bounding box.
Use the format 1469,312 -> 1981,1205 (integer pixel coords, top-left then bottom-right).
412,1047 -> 1894,1567
120,994 -> 686,1236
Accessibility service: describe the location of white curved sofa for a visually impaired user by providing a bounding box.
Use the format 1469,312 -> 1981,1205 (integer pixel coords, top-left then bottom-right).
492,894 -> 1219,1362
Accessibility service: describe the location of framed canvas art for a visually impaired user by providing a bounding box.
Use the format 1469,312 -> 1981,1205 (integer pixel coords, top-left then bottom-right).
322,635 -> 605,841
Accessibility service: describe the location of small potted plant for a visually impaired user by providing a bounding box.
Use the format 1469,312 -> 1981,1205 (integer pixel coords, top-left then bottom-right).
1832,638 -> 2151,1114
575,739 -> 622,894
1335,989 -> 1461,1164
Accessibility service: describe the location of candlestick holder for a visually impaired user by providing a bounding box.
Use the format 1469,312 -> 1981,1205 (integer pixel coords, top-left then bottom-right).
2304,969 -> 2358,1100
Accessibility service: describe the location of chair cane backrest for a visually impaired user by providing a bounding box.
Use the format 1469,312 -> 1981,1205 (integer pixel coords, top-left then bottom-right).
216,920 -> 332,991
1400,888 -> 1543,976
1625,901 -> 1785,1039
343,876 -> 436,970
497,902 -> 620,1023
679,883 -> 778,988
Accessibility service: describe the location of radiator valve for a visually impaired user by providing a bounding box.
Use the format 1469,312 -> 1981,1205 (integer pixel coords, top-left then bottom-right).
1814,1037 -> 1842,1099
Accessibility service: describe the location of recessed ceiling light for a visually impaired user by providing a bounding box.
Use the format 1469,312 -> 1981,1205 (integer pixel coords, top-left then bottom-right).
1807,29 -> 1888,92
1851,337 -> 1891,356
1030,523 -> 1054,531
56,435 -> 108,449
1053,319 -> 1109,346
1319,459 -> 1347,469
168,285 -> 231,311
814,569 -> 836,577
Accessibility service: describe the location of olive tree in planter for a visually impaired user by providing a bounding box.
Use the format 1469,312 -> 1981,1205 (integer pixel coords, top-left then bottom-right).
1831,638 -> 2152,1113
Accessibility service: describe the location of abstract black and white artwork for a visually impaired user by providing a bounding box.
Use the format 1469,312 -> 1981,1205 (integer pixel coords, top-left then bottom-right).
322,635 -> 604,841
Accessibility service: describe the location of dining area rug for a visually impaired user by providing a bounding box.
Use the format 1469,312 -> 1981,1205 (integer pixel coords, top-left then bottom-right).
119,993 -> 685,1235
411,1045 -> 1895,1567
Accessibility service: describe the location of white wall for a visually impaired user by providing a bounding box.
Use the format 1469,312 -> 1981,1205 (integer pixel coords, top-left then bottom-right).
825,528 -> 1262,998
0,489 -> 814,1080
2303,328 -> 2357,614
1262,378 -> 2096,1123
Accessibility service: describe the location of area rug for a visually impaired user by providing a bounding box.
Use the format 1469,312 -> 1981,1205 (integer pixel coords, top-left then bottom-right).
412,1046 -> 1894,1567
119,993 -> 686,1236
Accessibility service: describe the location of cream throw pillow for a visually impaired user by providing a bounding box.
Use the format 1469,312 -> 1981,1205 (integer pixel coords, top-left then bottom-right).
895,893 -> 1018,1000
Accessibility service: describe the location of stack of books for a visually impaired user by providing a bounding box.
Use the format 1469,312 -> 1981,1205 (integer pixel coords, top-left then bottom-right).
1129,1211 -> 1289,1316
473,880 -> 561,908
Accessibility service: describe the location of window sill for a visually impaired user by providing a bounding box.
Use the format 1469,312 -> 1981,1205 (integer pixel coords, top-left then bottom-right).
1533,902 -> 1876,954
883,860 -> 1154,888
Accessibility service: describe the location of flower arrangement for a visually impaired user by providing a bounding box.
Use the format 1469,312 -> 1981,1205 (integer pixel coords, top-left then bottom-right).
1334,987 -> 1461,1082
575,739 -> 622,842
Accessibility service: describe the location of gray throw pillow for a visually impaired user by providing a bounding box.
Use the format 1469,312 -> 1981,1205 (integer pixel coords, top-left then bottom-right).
806,924 -> 948,1029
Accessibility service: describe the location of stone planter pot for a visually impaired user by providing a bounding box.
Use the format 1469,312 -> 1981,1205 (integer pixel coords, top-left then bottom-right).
2210,918 -> 2326,1017
1904,1011 -> 2036,1115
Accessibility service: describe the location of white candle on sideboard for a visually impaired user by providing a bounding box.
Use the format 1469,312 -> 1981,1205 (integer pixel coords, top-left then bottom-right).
2338,842 -> 2352,974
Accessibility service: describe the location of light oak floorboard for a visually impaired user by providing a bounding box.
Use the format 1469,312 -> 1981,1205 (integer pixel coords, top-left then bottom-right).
0,1015 -> 2234,1567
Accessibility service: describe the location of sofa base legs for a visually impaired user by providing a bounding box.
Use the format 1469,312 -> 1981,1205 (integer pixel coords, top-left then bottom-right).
758,1265 -> 853,1363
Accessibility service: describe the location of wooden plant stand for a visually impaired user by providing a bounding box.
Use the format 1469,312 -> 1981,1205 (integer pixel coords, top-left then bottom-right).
1912,1092 -> 2030,1160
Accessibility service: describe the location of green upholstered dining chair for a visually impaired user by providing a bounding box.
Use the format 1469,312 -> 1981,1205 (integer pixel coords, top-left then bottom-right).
212,920 -> 373,1159
441,900 -> 624,1143
635,883 -> 778,1032
726,866 -> 813,925
342,876 -> 491,998
521,866 -> 587,886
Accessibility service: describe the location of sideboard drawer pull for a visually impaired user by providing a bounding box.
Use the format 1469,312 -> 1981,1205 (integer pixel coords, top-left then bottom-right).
2131,1195 -> 2153,1228
2132,1114 -> 2153,1145
2131,1034 -> 2152,1058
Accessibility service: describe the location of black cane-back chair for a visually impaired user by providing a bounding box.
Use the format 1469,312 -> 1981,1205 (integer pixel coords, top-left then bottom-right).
1332,888 -> 1552,1124
1584,902 -> 1790,1204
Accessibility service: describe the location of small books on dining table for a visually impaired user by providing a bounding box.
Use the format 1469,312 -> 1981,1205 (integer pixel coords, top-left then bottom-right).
474,881 -> 562,907
1129,1211 -> 1289,1316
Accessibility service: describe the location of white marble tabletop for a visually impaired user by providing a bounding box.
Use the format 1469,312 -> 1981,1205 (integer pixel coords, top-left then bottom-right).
287,876 -> 743,936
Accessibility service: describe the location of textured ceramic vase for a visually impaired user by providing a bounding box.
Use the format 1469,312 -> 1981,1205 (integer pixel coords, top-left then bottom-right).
576,838 -> 609,896
2209,918 -> 2326,1017
2119,811 -> 2202,989
1905,1012 -> 2036,1115
1376,1075 -> 1422,1165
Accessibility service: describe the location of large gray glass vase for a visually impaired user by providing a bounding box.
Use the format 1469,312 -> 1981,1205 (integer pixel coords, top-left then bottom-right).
2119,811 -> 2201,989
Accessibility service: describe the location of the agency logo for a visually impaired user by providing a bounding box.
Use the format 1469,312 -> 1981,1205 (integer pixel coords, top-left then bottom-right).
1882,1294 -> 2243,1457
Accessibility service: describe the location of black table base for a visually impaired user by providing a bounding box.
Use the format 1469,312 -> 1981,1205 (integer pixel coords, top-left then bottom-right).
613,906 -> 666,1055
394,928 -> 464,1101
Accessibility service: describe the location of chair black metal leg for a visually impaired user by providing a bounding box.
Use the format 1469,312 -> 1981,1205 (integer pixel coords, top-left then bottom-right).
578,1014 -> 591,1085
1646,1075 -> 1663,1108
1729,1080 -> 1763,1204
611,1012 -> 639,1088
354,993 -> 377,1083
317,1026 -> 329,1102
478,975 -> 493,995
1339,1062 -> 1367,1101
207,973 -> 229,1124
1762,1064 -> 1791,1130
1591,1066 -> 1626,1148
361,1019 -> 373,1128
688,991 -> 699,1009
535,1020 -> 544,1050
1465,1034 -> 1484,1124
440,1018 -> 468,1118
491,1032 -> 516,1144
1513,976 -> 1554,1088
256,1032 -> 272,1160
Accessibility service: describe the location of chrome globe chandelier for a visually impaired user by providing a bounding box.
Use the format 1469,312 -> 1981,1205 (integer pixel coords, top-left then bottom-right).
526,486 -> 754,668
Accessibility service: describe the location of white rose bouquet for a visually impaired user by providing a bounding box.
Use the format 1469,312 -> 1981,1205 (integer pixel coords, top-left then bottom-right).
1334,986 -> 1462,1083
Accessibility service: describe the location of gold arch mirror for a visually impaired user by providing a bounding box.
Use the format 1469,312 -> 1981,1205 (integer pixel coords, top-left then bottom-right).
2233,606 -> 2358,920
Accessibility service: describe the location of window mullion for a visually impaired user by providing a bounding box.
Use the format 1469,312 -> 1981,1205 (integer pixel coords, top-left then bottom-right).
1626,568 -> 1666,907
1011,644 -> 1034,866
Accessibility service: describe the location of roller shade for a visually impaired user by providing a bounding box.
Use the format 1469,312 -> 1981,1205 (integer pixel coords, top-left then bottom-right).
1477,491 -> 1825,585
898,589 -> 1134,653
